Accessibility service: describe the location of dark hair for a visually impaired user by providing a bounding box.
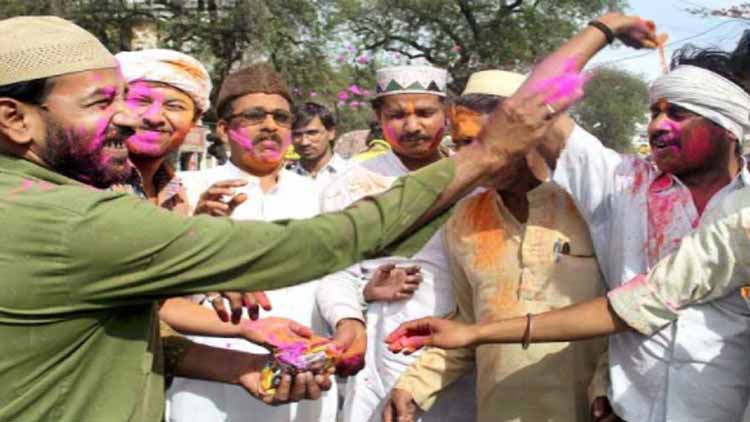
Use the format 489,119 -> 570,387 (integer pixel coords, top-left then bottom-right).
292,101 -> 335,131
371,95 -> 446,112
207,135 -> 228,165
671,45 -> 749,93
366,120 -> 383,145
0,78 -> 52,105
449,93 -> 503,115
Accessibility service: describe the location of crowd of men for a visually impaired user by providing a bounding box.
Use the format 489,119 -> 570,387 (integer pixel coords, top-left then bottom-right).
1,10 -> 750,422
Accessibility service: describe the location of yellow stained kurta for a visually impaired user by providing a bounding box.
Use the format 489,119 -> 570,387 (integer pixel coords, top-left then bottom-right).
396,183 -> 607,422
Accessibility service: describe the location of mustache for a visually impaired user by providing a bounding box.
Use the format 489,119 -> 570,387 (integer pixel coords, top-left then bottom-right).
106,127 -> 133,145
254,133 -> 283,145
399,133 -> 433,143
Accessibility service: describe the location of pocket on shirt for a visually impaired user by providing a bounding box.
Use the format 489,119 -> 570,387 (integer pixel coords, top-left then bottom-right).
527,254 -> 605,307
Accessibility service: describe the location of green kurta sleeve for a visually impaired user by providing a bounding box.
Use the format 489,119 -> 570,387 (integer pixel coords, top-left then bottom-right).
63,158 -> 455,309
0,155 -> 454,422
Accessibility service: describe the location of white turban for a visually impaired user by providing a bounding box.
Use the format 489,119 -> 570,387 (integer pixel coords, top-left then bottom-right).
649,65 -> 750,141
115,48 -> 212,113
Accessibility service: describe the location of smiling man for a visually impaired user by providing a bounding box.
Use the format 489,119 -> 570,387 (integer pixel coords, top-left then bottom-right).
390,13 -> 750,422
0,17 -> 562,422
114,48 -> 211,213
167,63 -> 339,422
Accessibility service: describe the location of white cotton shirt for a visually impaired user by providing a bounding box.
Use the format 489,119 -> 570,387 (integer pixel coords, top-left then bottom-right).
553,125 -> 750,422
288,153 -> 353,193
166,161 -> 337,422
317,151 -> 476,422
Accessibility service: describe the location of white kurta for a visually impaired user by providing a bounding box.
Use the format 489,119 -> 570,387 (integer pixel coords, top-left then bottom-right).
553,125 -> 750,422
167,162 -> 337,422
316,151 -> 476,422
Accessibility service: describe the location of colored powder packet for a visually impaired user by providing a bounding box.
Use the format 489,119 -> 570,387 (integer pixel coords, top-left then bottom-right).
259,342 -> 340,396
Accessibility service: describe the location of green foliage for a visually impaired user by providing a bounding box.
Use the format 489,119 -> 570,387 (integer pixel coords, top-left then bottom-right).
2,0 -> 636,135
333,0 -> 626,92
687,2 -> 750,19
571,67 -> 649,153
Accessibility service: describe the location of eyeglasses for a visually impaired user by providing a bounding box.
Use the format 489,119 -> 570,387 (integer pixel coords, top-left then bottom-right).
227,107 -> 293,127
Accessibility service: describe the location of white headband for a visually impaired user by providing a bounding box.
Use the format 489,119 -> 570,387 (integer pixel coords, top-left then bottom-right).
649,65 -> 750,141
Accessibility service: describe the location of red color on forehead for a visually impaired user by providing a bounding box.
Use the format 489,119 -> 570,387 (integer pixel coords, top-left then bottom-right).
655,98 -> 670,114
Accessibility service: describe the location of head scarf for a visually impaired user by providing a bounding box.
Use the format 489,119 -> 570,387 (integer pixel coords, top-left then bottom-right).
116,49 -> 212,113
649,65 -> 750,141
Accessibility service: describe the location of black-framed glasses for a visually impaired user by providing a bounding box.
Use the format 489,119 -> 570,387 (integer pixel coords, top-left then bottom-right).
227,107 -> 293,127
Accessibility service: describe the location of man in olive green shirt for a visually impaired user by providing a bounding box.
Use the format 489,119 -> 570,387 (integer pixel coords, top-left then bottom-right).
0,15 -> 564,422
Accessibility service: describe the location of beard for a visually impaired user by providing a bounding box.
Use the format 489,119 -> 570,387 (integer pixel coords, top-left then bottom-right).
42,115 -> 133,189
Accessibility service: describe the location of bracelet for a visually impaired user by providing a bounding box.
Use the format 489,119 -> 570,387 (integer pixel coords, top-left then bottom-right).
588,20 -> 615,45
521,313 -> 533,350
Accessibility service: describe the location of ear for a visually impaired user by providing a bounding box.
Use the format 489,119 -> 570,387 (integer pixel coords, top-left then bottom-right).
329,127 -> 337,141
0,98 -> 35,145
216,119 -> 230,144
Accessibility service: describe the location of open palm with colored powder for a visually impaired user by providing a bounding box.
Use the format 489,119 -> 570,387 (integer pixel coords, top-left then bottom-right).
241,317 -> 325,352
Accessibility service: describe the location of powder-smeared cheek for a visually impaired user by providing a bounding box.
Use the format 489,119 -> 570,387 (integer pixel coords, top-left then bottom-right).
682,125 -> 714,162
383,124 -> 398,145
450,109 -> 483,140
431,126 -> 445,148
87,118 -> 111,154
127,131 -> 163,154
228,128 -> 255,151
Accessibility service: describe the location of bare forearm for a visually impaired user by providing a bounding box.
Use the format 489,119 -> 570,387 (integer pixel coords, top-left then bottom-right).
174,342 -> 267,384
160,297 -> 242,337
474,297 -> 630,345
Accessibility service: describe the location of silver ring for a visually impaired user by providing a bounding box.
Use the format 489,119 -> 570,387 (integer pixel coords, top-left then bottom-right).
545,103 -> 556,115
205,294 -> 222,302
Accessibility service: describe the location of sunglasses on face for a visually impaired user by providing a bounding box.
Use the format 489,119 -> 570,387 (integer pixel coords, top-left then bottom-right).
228,107 -> 293,127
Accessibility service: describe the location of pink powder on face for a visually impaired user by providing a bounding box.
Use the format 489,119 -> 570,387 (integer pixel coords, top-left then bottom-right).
85,118 -> 112,155
127,130 -> 164,155
229,128 -> 289,164
681,124 -> 714,164
228,128 -> 255,151
383,124 -> 398,145
531,58 -> 589,105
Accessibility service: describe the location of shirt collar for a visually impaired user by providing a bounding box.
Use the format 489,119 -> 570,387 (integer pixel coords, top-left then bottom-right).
223,160 -> 287,192
290,153 -> 347,177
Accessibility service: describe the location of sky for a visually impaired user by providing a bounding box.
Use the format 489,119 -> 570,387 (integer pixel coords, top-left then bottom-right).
588,0 -> 748,82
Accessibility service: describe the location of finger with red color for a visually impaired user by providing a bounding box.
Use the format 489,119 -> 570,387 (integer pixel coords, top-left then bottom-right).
209,294 -> 229,322
253,291 -> 272,311
224,292 -> 244,324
